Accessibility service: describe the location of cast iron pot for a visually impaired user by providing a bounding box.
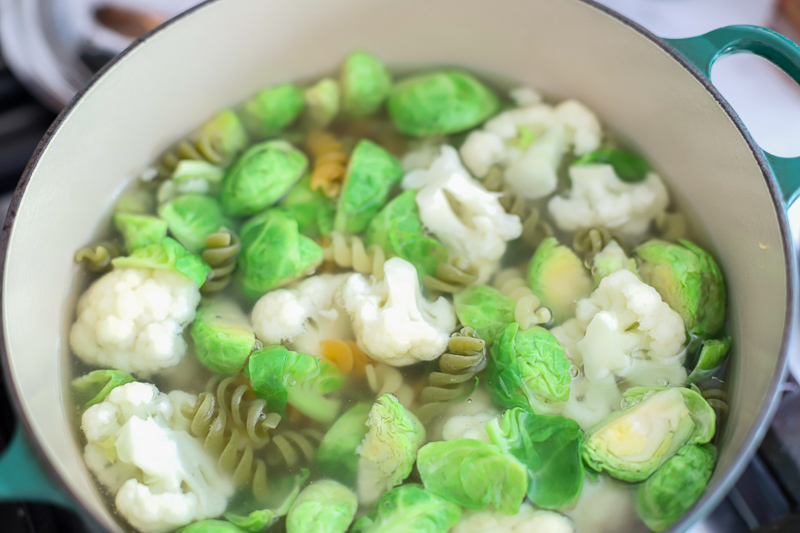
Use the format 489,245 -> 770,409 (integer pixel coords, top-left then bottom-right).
0,1 -> 798,531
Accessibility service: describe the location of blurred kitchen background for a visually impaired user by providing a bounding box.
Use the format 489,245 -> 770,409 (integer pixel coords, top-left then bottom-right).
0,0 -> 799,532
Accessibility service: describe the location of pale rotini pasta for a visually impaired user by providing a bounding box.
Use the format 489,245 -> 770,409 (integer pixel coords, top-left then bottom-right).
365,363 -> 415,407
493,267 -> 552,328
416,327 -> 487,423
322,231 -> 387,278
483,165 -> 552,247
269,428 -> 325,467
74,241 -> 123,272
201,227 -> 242,294
572,226 -> 615,259
319,339 -> 370,377
305,130 -> 348,198
424,256 -> 479,293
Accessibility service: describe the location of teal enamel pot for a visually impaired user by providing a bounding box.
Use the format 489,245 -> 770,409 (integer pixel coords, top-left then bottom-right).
0,0 -> 798,531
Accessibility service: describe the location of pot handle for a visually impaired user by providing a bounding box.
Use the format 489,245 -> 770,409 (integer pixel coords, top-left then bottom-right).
0,423 -> 74,508
665,25 -> 800,208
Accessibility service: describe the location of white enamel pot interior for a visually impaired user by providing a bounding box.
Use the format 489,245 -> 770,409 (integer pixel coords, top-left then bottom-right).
1,0 -> 797,532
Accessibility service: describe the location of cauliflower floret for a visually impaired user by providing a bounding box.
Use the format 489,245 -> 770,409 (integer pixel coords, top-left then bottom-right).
551,270 -> 686,385
553,100 -> 602,156
341,258 -> 456,366
402,146 -> 522,282
509,87 -> 543,107
548,164 -> 669,236
565,477 -> 639,533
452,503 -> 575,533
250,274 -> 351,356
562,374 -> 621,431
442,411 -> 498,443
81,382 -> 234,533
69,268 -> 201,376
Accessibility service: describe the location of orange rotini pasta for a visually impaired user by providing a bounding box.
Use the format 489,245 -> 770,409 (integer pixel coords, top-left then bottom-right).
320,339 -> 370,377
305,130 -> 348,197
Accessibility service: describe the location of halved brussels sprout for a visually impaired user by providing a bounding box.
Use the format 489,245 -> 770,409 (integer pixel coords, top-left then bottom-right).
278,176 -> 335,238
221,141 -> 308,217
199,109 -> 250,163
113,212 -> 168,252
528,237 -> 592,324
635,444 -> 716,532
224,469 -> 309,532
340,51 -> 392,116
388,71 -> 500,136
242,84 -> 305,137
191,298 -> 258,375
72,369 -> 134,408
158,194 -> 233,254
636,239 -> 726,338
351,484 -> 461,533
112,237 -> 211,287
688,337 -> 731,384
303,78 -> 340,128
315,402 -> 371,487
573,148 -> 651,183
286,480 -> 357,533
453,286 -> 516,346
582,386 -> 715,482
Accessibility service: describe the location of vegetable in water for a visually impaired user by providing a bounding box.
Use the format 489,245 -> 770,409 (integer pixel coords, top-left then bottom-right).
199,109 -> 250,163
451,504 -> 575,533
224,470 -> 309,532
303,78 -> 340,128
158,194 -> 233,254
351,484 -> 461,533
388,70 -> 500,136
286,480 -> 357,533
635,444 -> 716,532
527,237 -> 592,324
242,84 -> 305,137
112,237 -> 211,287
454,286 -> 516,346
278,176 -> 335,238
113,212 -> 168,252
72,369 -> 134,408
177,521 -> 247,533
238,209 -> 323,299
247,345 -> 344,423
334,139 -> 403,233
487,322 -> 571,414
315,402 -> 371,486
573,148 -> 651,183
190,298 -> 258,375
591,239 -> 638,286
417,438 -> 528,514
688,337 -> 731,384
486,407 -> 583,509
340,51 -> 392,116
636,238 -> 727,338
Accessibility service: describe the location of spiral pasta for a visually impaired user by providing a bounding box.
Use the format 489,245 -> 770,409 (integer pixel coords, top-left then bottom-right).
268,428 -> 325,467
482,166 -> 552,248
416,327 -> 487,423
74,241 -> 123,272
201,227 -> 242,294
656,212 -> 688,242
322,232 -> 387,278
319,339 -> 370,377
365,364 -> 415,407
424,256 -> 479,293
572,226 -> 614,259
493,268 -> 552,328
305,131 -> 348,198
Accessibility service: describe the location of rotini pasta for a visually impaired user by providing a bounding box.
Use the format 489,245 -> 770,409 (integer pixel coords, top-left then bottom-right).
201,227 -> 242,294
365,363 -> 415,407
483,166 -> 552,247
74,241 -> 123,272
416,327 -> 487,423
656,212 -> 688,242
424,256 -> 479,293
268,428 -> 325,467
322,231 -> 387,278
493,268 -> 552,328
319,339 -> 370,377
305,131 -> 348,198
572,226 -> 614,259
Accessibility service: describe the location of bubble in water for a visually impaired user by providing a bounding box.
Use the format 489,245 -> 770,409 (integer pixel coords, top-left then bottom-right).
570,366 -> 580,379
620,398 -> 634,409
657,378 -> 670,387
290,381 -> 297,386
467,398 -> 473,403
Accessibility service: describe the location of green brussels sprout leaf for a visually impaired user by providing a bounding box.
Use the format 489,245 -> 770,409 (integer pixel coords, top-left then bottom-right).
340,51 -> 392,116
112,237 -> 211,287
242,84 -> 305,137
486,407 -> 583,509
176,521 -> 247,533
688,337 -> 731,384
528,237 -> 592,324
72,370 -> 134,408
286,480 -> 357,533
191,298 -> 258,375
315,402 -> 371,486
573,148 -> 651,183
453,285 -> 516,345
113,212 -> 168,252
351,484 -> 461,533
388,70 -> 500,137
158,194 -> 234,254
278,176 -> 335,238
224,469 -> 310,532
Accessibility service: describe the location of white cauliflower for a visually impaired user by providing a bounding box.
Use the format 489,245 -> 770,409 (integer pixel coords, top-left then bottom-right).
402,146 -> 522,282
341,258 -> 456,366
551,270 -> 686,384
250,274 -> 351,356
562,374 -> 622,431
548,164 -> 669,236
452,504 -> 575,533
459,98 -> 601,200
565,477 -> 639,533
509,87 -> 543,107
442,411 -> 498,443
69,268 -> 201,376
81,382 -> 233,533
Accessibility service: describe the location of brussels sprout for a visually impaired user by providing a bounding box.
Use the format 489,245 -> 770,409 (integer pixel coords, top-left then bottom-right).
636,239 -> 727,337
486,407 -> 583,509
334,139 -> 403,233
487,322 -> 571,413
688,337 -> 731,384
238,210 -> 323,299
191,298 -> 258,375
352,484 -> 461,533
527,237 -> 592,324
242,84 -> 305,137
303,78 -> 341,128
177,521 -> 246,533
591,240 -> 638,286
286,480 -> 357,533
112,237 -> 211,287
635,444 -> 716,532
221,141 -> 308,217
72,369 -> 134,408
358,394 -> 425,506
417,438 -> 528,514
199,109 -> 250,162
453,286 -> 516,345
115,189 -> 155,214
366,189 -> 448,277
248,345 -> 344,423
582,386 -> 716,482
278,176 -> 335,238
315,402 -> 371,486
573,148 -> 651,183
388,70 -> 500,137
340,51 -> 392,116
113,212 -> 168,252
224,469 -> 310,532
158,194 -> 233,254
171,160 -> 226,186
